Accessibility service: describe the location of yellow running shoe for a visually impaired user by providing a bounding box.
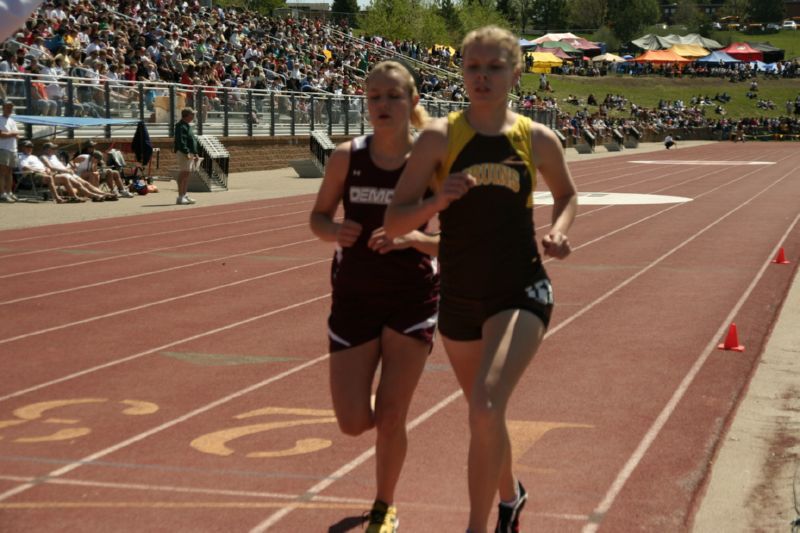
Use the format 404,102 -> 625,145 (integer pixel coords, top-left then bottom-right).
365,500 -> 398,533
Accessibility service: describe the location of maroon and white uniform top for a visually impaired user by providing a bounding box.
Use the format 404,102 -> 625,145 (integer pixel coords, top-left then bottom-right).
331,135 -> 438,302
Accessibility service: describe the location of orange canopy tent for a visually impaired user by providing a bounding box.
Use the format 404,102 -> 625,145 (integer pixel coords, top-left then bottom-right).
631,49 -> 693,63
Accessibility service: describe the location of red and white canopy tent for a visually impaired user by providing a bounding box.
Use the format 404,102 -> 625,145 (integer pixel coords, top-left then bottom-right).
720,42 -> 764,62
561,37 -> 602,55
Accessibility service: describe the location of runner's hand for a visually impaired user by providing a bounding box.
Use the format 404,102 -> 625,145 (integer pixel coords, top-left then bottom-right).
369,227 -> 414,254
542,231 -> 571,259
434,172 -> 476,211
336,219 -> 362,247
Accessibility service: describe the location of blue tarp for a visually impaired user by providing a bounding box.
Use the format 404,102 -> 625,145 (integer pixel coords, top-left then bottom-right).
696,51 -> 741,64
750,60 -> 777,72
11,116 -> 141,127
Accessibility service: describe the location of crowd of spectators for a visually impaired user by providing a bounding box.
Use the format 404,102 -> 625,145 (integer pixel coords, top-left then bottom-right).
0,0 -> 470,123
516,87 -> 800,146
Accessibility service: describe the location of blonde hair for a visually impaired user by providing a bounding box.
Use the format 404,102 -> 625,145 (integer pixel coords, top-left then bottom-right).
461,25 -> 522,72
367,60 -> 430,129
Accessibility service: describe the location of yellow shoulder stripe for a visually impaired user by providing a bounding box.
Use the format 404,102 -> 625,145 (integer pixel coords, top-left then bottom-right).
435,111 -> 475,189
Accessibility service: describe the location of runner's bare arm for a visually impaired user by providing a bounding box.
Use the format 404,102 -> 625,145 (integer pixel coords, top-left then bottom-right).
369,227 -> 440,256
309,143 -> 363,247
532,123 -> 578,259
384,119 -> 449,239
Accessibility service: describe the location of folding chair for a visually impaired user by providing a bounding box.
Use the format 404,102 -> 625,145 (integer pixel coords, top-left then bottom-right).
12,168 -> 49,201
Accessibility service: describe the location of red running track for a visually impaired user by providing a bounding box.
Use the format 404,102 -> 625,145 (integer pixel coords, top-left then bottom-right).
0,142 -> 798,532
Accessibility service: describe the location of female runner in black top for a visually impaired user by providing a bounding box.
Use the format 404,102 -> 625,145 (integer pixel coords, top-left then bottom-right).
309,61 -> 439,533
385,27 -> 578,533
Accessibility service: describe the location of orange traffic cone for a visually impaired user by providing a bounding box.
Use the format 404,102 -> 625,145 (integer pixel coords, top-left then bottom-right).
718,323 -> 744,352
771,247 -> 790,264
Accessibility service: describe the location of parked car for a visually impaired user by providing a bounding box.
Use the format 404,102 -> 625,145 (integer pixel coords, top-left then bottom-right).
766,22 -> 781,31
719,16 -> 740,31
783,20 -> 798,30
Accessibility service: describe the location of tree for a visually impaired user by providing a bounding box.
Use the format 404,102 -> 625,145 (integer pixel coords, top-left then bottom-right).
747,0 -> 784,23
244,0 -> 286,15
591,25 -> 619,54
331,0 -> 359,17
359,0 -> 451,46
566,0 -> 607,31
457,1 -> 509,39
673,0 -> 702,30
606,0 -> 659,43
438,0 -> 461,33
513,0 -> 537,33
531,0 -> 568,30
719,0 -> 748,21
359,0 -> 419,41
496,0 -> 515,21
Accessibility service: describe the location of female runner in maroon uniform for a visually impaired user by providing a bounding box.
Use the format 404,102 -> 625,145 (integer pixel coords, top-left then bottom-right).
309,61 -> 439,533
385,27 -> 578,533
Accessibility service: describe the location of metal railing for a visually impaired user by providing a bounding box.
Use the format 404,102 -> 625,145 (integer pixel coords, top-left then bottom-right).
0,72 -> 556,141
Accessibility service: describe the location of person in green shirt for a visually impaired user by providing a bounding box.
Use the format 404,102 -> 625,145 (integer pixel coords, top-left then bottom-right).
173,107 -> 200,205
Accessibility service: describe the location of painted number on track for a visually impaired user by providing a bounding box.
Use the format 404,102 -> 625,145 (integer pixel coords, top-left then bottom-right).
191,406 -> 337,458
0,398 -> 159,443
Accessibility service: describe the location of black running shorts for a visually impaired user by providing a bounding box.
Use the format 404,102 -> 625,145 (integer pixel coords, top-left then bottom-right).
439,273 -> 553,342
328,292 -> 438,353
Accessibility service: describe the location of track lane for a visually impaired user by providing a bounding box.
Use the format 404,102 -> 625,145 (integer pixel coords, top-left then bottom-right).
1,143 -> 792,530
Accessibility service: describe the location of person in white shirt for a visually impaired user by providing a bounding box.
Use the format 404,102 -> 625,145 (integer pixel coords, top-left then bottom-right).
39,143 -> 116,201
664,134 -> 676,149
0,101 -> 19,202
72,151 -> 132,197
47,5 -> 67,21
17,139 -> 81,203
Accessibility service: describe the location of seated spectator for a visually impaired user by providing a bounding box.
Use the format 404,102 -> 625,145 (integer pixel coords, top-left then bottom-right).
28,66 -> 59,116
17,139 -> 82,202
39,142 -> 117,201
71,150 -> 133,197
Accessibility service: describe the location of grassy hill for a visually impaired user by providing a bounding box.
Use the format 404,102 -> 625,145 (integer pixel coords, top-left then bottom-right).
519,29 -> 799,120
521,74 -> 799,120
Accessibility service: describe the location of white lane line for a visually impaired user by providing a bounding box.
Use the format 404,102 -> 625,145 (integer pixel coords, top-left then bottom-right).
0,475 -> 369,505
0,238 -> 318,306
0,199 -> 314,245
0,346 -> 333,502
631,160 -> 774,166
581,211 -> 800,533
0,474 -> 585,521
0,292 -> 330,403
0,220 -> 309,280
0,258 -> 329,346
0,208 -> 309,261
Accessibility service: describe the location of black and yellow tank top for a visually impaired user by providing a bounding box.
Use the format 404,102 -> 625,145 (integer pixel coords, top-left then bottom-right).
435,110 -> 540,299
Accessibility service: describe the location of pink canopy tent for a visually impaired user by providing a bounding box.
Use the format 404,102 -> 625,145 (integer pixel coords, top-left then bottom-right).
532,45 -> 572,60
720,42 -> 763,62
561,37 -> 601,53
531,32 -> 578,44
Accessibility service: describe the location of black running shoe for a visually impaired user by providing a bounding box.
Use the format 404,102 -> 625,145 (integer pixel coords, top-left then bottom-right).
495,481 -> 527,533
